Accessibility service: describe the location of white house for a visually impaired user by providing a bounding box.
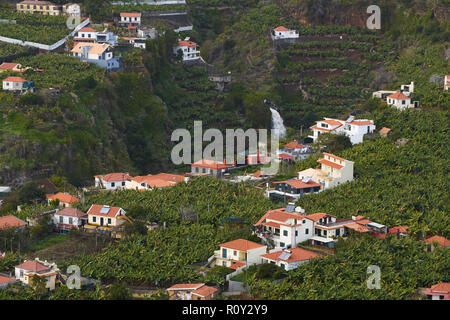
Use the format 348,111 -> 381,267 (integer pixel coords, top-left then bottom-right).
271,26 -> 299,40
120,12 -> 141,27
386,91 -> 414,110
214,239 -> 267,270
298,153 -> 354,190
53,207 -> 87,232
74,28 -> 118,46
173,38 -> 201,62
71,42 -> 120,71
2,76 -> 34,93
46,192 -> 79,208
94,172 -> 132,190
267,178 -> 321,201
254,205 -> 316,250
62,3 -> 81,17
309,116 -> 376,145
122,37 -> 146,49
261,247 -> 321,271
86,204 -> 127,228
15,259 -> 60,291
191,159 -> 232,178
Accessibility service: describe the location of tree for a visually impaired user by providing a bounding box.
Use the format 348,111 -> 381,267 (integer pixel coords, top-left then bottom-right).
31,274 -> 47,296
314,133 -> 352,154
105,282 -> 131,300
18,182 -> 45,205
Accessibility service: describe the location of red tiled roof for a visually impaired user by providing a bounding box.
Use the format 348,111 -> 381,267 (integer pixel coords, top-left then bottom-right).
273,26 -> 289,31
46,192 -> 79,204
262,221 -> 281,229
153,173 -> 185,183
388,225 -> 408,234
191,159 -> 229,170
3,76 -> 26,82
57,208 -> 87,218
255,208 -> 303,226
87,205 -> 123,218
261,248 -> 320,263
0,275 -> 15,285
345,222 -> 370,233
319,119 -> 342,126
121,12 -> 141,17
177,40 -> 198,47
278,153 -> 294,160
0,215 -> 27,230
219,239 -> 265,252
318,158 -> 344,170
387,91 -> 410,100
167,283 -> 204,291
284,141 -> 305,149
97,172 -> 131,182
305,212 -> 331,222
192,285 -> 218,297
15,260 -> 50,272
429,282 -> 450,293
229,261 -> 246,271
310,125 -> 333,132
79,27 -> 96,33
425,235 -> 450,247
0,62 -> 20,70
274,179 -> 320,189
348,120 -> 374,126
322,153 -> 346,162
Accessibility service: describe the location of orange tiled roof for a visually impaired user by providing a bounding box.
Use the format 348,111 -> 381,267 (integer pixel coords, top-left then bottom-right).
318,158 -> 344,170
79,27 -> 96,33
219,239 -> 265,251
305,212 -> 332,222
177,40 -> 198,47
191,159 -> 230,170
0,62 -> 20,70
0,215 -> 27,230
429,282 -> 450,293
387,91 -> 410,100
425,235 -> 450,247
57,208 -> 87,218
121,12 -> 141,17
46,192 -> 79,204
322,153 -> 346,162
3,76 -> 26,82
229,261 -> 246,271
0,275 -> 15,285
379,127 -> 391,134
274,26 -> 289,31
261,248 -> 320,263
15,260 -> 50,272
274,179 -> 320,189
348,120 -> 374,126
345,222 -> 370,233
278,153 -> 294,160
192,285 -> 218,297
87,205 -> 123,218
319,119 -> 343,126
310,125 -> 333,132
98,172 -> 131,182
254,208 -> 304,226
284,141 -> 305,149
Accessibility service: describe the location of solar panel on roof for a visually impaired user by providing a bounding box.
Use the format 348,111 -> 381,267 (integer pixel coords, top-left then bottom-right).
285,204 -> 295,212
278,252 -> 291,260
100,207 -> 110,214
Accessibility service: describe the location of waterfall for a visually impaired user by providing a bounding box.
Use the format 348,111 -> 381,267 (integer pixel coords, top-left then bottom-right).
270,107 -> 287,138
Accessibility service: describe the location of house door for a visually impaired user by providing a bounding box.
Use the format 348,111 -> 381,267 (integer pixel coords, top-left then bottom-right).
100,218 -> 104,226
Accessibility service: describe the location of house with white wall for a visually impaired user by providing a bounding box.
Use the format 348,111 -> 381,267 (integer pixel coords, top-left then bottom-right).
298,153 -> 354,190
173,38 -> 201,62
254,205 -> 315,250
94,172 -> 132,190
86,205 -> 127,228
214,239 -> 267,269
52,207 -> 87,232
120,12 -> 141,27
386,91 -> 414,110
309,116 -> 375,145
74,28 -> 118,46
191,159 -> 232,178
15,259 -> 60,291
261,247 -> 321,271
71,42 -> 120,71
62,3 -> 81,17
271,26 -> 299,40
2,76 -> 34,93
